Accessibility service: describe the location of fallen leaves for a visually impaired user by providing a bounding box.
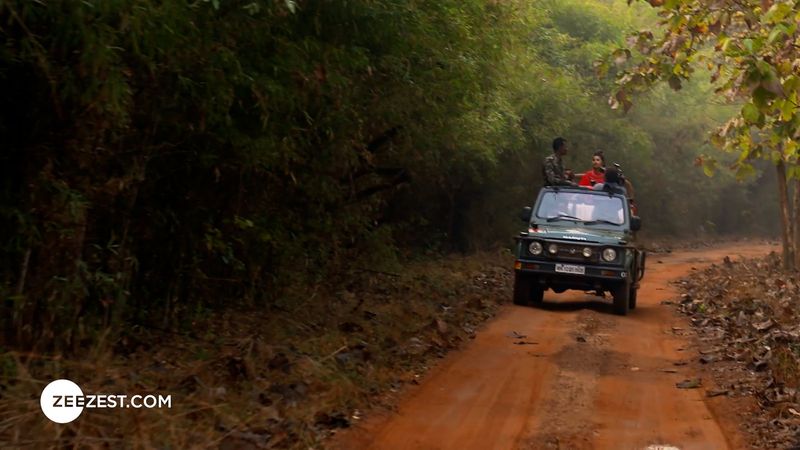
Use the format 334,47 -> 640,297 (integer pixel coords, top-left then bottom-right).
699,355 -> 716,364
706,389 -> 729,398
676,378 -> 703,389
1,252 -> 515,449
676,251 -> 800,448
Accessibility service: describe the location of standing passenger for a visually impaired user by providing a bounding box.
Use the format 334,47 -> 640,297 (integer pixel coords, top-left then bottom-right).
579,150 -> 606,187
542,137 -> 577,187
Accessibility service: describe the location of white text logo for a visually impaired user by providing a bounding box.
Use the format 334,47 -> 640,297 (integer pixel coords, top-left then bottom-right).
40,379 -> 172,423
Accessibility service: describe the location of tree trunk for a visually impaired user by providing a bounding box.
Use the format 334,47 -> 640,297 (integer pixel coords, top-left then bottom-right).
794,177 -> 800,270
776,160 -> 794,270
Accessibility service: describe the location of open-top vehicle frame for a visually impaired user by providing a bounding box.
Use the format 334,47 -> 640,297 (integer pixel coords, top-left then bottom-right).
513,186 -> 646,315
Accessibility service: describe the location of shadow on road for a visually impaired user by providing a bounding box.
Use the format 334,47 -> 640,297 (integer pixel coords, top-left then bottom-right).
521,295 -> 662,320
534,298 -> 615,314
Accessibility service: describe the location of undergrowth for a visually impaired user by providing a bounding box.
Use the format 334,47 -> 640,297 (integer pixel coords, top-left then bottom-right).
0,250 -> 513,448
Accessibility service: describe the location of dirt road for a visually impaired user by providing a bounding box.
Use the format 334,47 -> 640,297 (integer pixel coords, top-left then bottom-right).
330,243 -> 777,450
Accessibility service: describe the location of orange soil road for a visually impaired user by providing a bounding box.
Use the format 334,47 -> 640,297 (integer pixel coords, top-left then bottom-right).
330,243 -> 777,450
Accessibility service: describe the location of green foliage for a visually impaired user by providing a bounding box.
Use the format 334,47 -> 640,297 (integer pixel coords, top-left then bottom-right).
613,0 -> 800,174
0,0 -> 775,351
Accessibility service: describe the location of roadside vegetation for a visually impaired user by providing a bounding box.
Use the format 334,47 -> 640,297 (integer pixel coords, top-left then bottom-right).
0,0 -> 789,447
678,253 -> 800,449
1,251 -> 511,447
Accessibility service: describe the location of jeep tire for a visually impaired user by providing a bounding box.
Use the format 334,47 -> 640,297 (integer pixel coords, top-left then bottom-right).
513,272 -> 531,305
513,273 -> 544,306
612,282 -> 630,315
629,285 -> 638,310
530,285 -> 544,304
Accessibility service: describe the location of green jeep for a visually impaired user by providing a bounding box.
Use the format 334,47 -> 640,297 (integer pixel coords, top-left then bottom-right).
513,186 -> 646,315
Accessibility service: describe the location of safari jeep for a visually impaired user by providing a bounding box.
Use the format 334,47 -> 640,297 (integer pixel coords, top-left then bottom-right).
513,186 -> 646,315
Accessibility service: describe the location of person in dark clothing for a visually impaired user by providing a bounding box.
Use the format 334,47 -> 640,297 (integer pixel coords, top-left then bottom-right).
542,137 -> 577,186
592,166 -> 627,196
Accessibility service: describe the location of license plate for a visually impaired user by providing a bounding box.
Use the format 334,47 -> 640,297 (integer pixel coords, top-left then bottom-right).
555,263 -> 585,275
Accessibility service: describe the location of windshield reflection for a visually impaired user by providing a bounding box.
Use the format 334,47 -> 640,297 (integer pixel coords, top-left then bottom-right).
535,191 -> 626,225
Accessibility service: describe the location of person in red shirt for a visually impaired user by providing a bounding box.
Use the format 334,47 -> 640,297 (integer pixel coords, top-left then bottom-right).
578,150 -> 606,187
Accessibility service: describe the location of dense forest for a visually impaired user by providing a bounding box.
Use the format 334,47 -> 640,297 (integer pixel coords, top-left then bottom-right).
0,0 -> 780,353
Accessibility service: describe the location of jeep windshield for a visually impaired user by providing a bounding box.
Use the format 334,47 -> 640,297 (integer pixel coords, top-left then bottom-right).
535,190 -> 626,226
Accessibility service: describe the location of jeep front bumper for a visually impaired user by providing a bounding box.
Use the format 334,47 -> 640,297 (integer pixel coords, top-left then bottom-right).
514,259 -> 630,290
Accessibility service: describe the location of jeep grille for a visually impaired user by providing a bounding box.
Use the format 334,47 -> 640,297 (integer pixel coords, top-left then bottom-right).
550,243 -> 599,263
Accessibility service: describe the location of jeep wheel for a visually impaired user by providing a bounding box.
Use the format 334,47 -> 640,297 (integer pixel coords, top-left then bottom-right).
513,273 -> 532,306
629,285 -> 638,310
530,286 -> 544,304
612,282 -> 630,315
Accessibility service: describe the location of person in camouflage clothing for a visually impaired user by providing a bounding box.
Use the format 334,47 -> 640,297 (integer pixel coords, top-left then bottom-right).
542,137 -> 577,186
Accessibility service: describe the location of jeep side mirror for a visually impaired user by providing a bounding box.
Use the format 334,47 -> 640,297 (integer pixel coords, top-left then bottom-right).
630,216 -> 641,231
520,206 -> 532,222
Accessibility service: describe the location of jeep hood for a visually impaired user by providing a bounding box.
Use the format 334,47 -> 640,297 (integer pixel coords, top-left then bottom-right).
529,225 -> 626,244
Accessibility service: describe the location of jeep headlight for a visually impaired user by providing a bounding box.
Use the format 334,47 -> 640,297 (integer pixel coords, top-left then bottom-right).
528,241 -> 543,255
547,243 -> 558,255
602,248 -> 617,262
582,247 -> 592,258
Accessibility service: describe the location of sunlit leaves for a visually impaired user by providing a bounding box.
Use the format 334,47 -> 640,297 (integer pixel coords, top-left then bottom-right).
594,59 -> 610,78
695,155 -> 718,177
609,89 -> 633,112
612,48 -> 631,65
742,103 -> 761,125
752,86 -> 776,109
788,164 -> 800,181
615,0 -> 800,179
756,60 -> 784,96
735,162 -> 757,179
783,75 -> 800,96
762,2 -> 793,24
767,24 -> 791,44
775,99 -> 796,122
742,38 -> 763,55
627,30 -> 654,54
722,41 -> 747,57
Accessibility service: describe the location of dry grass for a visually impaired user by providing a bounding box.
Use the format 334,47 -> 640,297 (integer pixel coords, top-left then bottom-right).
0,249 -> 513,449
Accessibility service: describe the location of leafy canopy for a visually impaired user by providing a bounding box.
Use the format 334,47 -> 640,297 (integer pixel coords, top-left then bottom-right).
607,0 -> 800,178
